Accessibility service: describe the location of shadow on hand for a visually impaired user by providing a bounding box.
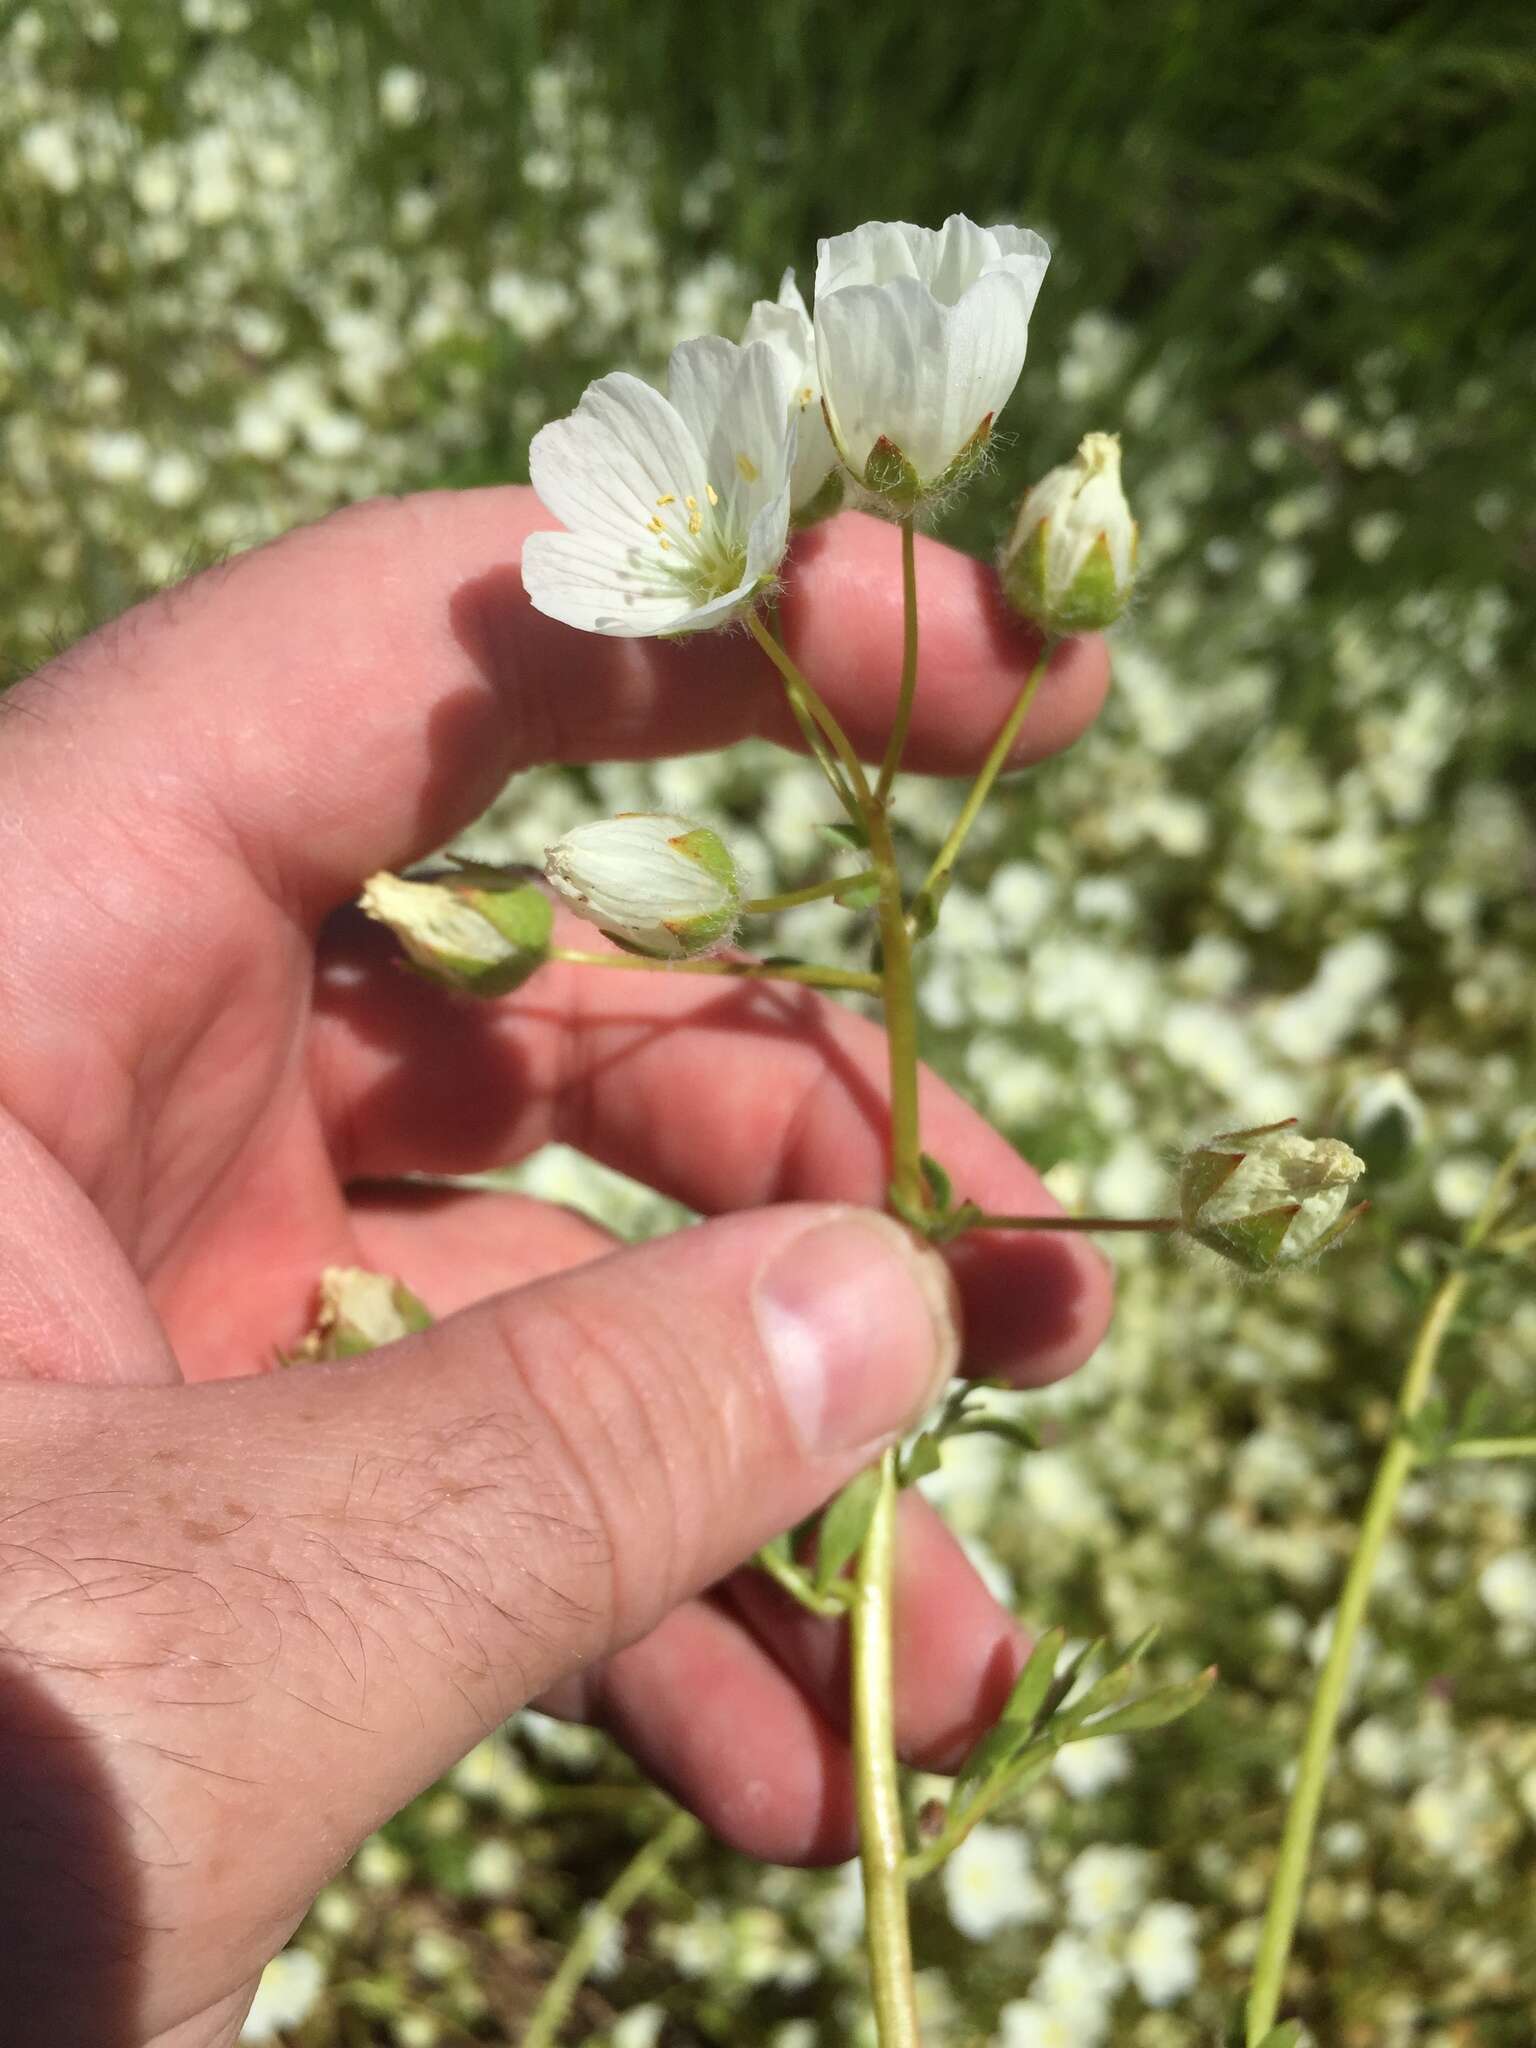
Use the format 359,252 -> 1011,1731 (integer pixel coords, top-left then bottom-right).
0,1663 -> 143,2047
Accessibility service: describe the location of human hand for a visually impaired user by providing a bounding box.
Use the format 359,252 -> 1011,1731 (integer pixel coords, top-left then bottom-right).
0,491 -> 1110,2047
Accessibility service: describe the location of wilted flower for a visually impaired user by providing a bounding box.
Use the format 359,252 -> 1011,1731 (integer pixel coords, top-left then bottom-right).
360,866 -> 553,996
742,270 -> 842,524
814,213 -> 1050,505
521,336 -> 794,636
1001,431 -> 1137,634
545,813 -> 741,958
288,1266 -> 432,1362
1180,1119 -> 1367,1271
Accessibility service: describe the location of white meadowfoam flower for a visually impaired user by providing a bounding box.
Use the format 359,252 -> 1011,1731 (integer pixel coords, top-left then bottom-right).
1125,1899 -> 1202,2006
545,813 -> 741,958
813,213 -> 1050,502
240,1947 -> 326,2041
1002,432 -> 1138,633
522,336 -> 794,636
941,1822 -> 1049,1940
742,270 -> 842,523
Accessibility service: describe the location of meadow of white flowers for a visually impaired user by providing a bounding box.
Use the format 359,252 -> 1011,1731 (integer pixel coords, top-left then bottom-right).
5,11 -> 1533,2046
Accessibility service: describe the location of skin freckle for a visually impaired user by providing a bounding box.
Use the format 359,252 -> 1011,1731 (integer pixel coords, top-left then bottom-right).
224,1501 -> 251,1519
181,1519 -> 223,1545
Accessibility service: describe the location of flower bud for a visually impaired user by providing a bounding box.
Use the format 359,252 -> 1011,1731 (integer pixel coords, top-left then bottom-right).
1179,1119 -> 1367,1272
289,1266 -> 432,1362
1338,1070 -> 1427,1180
1001,431 -> 1137,634
544,813 -> 741,959
360,866 -> 553,996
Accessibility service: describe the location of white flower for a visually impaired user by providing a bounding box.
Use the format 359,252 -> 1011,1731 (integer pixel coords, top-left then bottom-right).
1034,1929 -> 1124,2031
998,2002 -> 1078,2048
1002,432 -> 1138,633
522,336 -> 793,636
1478,1551 -> 1536,1626
1125,1899 -> 1201,2005
941,1822 -> 1049,1940
544,813 -> 741,958
1064,1844 -> 1152,1929
1053,1734 -> 1132,1798
742,270 -> 841,520
813,213 -> 1050,499
240,1947 -> 325,2041
464,1838 -> 520,1897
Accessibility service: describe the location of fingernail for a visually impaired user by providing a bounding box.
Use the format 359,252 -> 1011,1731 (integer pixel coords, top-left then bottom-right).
755,1212 -> 959,1456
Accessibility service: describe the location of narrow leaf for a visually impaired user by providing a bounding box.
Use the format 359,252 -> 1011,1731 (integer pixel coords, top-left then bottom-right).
821,819 -> 871,851
920,1153 -> 955,1213
814,1467 -> 882,1593
1078,1666 -> 1218,1737
1001,1625 -> 1066,1733
897,1432 -> 943,1487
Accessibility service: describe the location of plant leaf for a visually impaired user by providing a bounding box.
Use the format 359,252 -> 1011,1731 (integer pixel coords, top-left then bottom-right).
814,1467 -> 882,1593
1077,1666 -> 1218,1737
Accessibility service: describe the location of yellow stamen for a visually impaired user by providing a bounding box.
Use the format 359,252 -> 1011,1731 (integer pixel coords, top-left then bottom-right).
688,513 -> 702,534
658,536 -> 672,550
735,453 -> 759,483
655,493 -> 676,506
684,494 -> 698,511
706,483 -> 719,506
646,515 -> 665,533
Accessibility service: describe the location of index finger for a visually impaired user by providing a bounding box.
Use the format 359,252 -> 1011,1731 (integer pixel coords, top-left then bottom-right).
6,491 -> 1107,921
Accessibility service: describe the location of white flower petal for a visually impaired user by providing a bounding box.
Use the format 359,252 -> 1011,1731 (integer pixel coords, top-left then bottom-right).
743,273 -> 838,512
816,275 -> 945,479
529,371 -> 707,551
697,339 -> 794,534
929,268 -> 1036,468
666,335 -> 745,468
520,529 -> 691,637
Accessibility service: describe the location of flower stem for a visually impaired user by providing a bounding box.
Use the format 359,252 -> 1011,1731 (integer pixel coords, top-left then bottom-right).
1445,1435 -> 1536,1461
911,642 -> 1053,926
743,869 -> 879,914
749,610 -> 874,812
766,595 -> 861,820
876,517 -> 919,802
523,1809 -> 699,2048
962,1211 -> 1183,1234
868,798 -> 926,1218
1244,1267 -> 1467,2046
852,1448 -> 920,2048
549,948 -> 881,995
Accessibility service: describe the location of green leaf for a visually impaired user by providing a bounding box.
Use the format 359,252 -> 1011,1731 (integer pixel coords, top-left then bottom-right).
1001,1625 -> 1066,1733
1256,2025 -> 1306,2048
920,1153 -> 955,1213
897,1432 -> 943,1487
821,819 -> 870,851
951,1413 -> 1041,1454
833,875 -> 881,910
814,1467 -> 882,1593
1078,1665 -> 1218,1737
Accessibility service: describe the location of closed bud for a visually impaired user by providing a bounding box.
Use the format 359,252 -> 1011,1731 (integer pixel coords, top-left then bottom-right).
289,1266 -> 432,1362
545,813 -> 741,959
360,866 -> 553,996
1179,1119 -> 1367,1272
1338,1070 -> 1427,1179
1001,431 -> 1137,634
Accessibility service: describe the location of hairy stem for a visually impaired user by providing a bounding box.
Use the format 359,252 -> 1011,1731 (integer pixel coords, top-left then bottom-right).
852,1449 -> 920,2048
1244,1269 -> 1467,2045
963,1211 -> 1183,1234
550,948 -> 881,994
523,1809 -> 700,2048
876,517 -> 919,801
748,610 -> 874,810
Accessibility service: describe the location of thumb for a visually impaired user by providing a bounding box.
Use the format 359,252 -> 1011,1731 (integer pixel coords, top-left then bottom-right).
8,1202 -> 957,2019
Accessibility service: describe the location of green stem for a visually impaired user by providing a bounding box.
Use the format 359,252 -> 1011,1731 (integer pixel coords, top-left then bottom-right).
963,1212 -> 1183,1234
754,1542 -> 851,1618
911,643 -> 1054,925
852,1449 -> 920,2048
748,609 -> 874,811
766,594 -> 861,819
868,798 -> 926,1217
523,1810 -> 700,2048
743,869 -> 878,914
876,516 -> 919,802
1244,1269 -> 1467,2046
550,948 -> 880,995
1445,1435 -> 1536,1461
904,1752 -> 1057,1886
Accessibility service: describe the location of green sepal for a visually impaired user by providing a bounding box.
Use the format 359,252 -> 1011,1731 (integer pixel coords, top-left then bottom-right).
861,435 -> 923,510
1178,1147 -> 1246,1226
908,873 -> 950,940
791,468 -> 845,531
999,515 -> 1050,625
464,882 -> 554,955
670,824 -> 740,895
813,1467 -> 883,1593
1050,531 -> 1126,633
1194,1203 -> 1301,1272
